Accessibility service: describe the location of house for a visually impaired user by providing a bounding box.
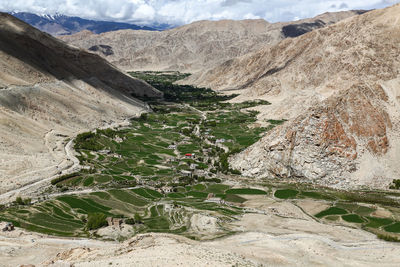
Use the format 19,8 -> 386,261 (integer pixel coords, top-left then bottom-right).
185,153 -> 195,159
181,170 -> 192,177
160,186 -> 173,193
168,145 -> 177,150
207,193 -> 215,199
216,138 -> 226,144
106,217 -> 123,228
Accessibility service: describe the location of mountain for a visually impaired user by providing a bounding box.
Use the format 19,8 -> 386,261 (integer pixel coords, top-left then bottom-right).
59,10 -> 365,73
9,12 -> 160,36
186,4 -> 400,189
0,12 -> 161,194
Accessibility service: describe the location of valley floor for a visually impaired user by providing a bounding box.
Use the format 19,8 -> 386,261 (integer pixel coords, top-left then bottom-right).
1,72 -> 400,266
2,195 -> 400,266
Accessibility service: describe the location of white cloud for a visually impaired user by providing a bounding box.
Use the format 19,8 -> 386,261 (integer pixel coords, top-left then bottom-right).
0,0 -> 399,26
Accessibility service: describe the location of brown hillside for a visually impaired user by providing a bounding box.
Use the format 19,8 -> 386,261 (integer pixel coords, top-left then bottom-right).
59,10 -> 364,73
192,4 -> 400,189
0,13 -> 161,194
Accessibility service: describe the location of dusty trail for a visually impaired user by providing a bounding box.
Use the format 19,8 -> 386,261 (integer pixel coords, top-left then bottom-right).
0,136 -> 80,204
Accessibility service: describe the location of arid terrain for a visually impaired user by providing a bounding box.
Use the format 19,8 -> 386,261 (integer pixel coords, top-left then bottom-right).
184,4 -> 400,190
0,12 -> 161,198
1,3 -> 400,267
2,194 -> 400,267
60,10 -> 365,73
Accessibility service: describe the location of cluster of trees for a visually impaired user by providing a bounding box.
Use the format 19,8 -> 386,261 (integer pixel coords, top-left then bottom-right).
389,179 -> 400,189
86,213 -> 107,230
125,213 -> 143,225
51,172 -> 80,185
74,132 -> 102,151
15,197 -> 31,205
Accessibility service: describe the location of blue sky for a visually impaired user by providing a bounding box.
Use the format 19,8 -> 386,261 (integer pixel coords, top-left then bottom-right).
1,0 -> 399,25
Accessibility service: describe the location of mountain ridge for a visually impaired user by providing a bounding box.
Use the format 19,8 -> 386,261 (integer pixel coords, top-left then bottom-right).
8,12 -> 166,36
59,10 -> 366,73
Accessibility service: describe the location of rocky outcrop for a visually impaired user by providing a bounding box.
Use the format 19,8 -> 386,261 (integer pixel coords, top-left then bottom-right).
232,83 -> 398,188
59,10 -> 364,73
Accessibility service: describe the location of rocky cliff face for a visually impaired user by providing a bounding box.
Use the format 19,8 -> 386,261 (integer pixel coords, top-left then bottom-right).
0,13 -> 161,193
195,4 -> 400,189
59,11 -> 363,73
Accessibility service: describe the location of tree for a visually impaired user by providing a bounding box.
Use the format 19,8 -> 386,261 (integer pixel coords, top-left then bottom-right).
134,213 -> 142,224
86,213 -> 107,230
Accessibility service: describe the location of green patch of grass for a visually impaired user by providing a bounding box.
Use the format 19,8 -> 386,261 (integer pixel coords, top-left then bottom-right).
144,216 -> 170,230
90,192 -> 111,200
226,188 -> 267,195
355,206 -> 375,216
325,216 -> 339,221
300,191 -> 334,200
342,214 -> 366,223
131,188 -> 161,200
108,190 -> 149,207
274,189 -> 299,199
83,177 -> 94,186
335,203 -> 360,212
192,184 -> 206,191
365,217 -> 393,228
206,184 -> 230,194
57,196 -> 111,214
167,192 -> 186,198
315,207 -> 348,218
224,194 -> 247,203
384,222 -> 400,233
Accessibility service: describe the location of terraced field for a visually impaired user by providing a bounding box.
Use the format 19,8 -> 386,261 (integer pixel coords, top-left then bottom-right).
1,72 -> 400,242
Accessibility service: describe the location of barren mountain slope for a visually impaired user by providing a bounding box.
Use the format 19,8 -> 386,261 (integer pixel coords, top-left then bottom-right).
59,10 -> 364,73
193,4 -> 400,189
0,13 -> 161,195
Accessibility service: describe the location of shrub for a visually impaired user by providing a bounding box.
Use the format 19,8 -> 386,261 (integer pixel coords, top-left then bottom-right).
377,233 -> 400,242
125,218 -> 135,225
389,179 -> 400,189
86,213 -> 107,230
134,213 -> 142,224
15,197 -> 31,205
51,172 -> 80,185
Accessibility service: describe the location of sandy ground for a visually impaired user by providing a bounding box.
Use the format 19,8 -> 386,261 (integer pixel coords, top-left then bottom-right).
2,196 -> 400,266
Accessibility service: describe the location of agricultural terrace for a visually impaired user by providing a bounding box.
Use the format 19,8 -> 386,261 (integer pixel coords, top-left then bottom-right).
1,72 -> 400,242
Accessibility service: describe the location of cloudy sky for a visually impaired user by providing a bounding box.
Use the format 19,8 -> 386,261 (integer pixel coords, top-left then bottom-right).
1,0 -> 399,26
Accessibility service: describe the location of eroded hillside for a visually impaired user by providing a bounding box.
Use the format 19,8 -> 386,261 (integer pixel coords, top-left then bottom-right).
59,10 -> 364,73
187,4 -> 400,189
0,13 -> 161,195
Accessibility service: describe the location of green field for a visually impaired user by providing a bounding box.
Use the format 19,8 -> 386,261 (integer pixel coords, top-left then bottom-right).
274,189 -> 299,199
315,207 -> 348,218
3,71 -> 400,241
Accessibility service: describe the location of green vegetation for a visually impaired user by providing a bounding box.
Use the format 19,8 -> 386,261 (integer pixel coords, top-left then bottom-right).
315,207 -> 348,218
226,188 -> 267,195
51,172 -> 81,185
384,222 -> 400,233
86,213 -> 107,230
377,233 -> 400,242
3,71 -> 400,241
389,179 -> 400,189
365,217 -> 393,228
274,189 -> 299,199
342,214 -> 365,223
15,197 -> 31,206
